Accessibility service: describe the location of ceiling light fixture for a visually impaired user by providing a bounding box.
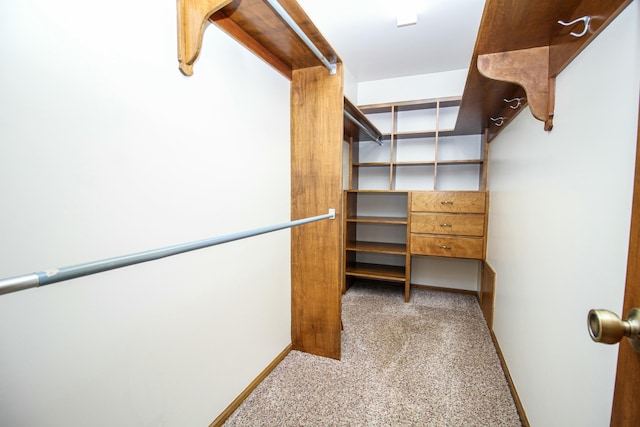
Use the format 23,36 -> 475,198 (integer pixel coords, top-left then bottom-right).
378,0 -> 423,28
395,0 -> 418,27
397,10 -> 417,27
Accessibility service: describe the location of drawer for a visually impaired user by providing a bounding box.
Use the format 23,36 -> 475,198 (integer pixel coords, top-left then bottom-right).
411,213 -> 485,237
411,191 -> 486,213
410,234 -> 484,259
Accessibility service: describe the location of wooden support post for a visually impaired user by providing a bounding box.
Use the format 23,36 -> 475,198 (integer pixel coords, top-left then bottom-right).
478,46 -> 555,131
176,0 -> 232,76
291,64 -> 344,360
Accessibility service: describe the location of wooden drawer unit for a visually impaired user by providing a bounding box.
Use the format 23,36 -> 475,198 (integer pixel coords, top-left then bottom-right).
411,191 -> 486,213
411,235 -> 484,259
411,213 -> 485,236
410,191 -> 488,260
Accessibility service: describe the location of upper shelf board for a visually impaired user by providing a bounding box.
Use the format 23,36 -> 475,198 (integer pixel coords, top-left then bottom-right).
178,0 -> 341,79
344,97 -> 384,144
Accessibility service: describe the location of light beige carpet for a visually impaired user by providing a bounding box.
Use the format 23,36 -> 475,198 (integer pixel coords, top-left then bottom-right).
223,283 -> 522,426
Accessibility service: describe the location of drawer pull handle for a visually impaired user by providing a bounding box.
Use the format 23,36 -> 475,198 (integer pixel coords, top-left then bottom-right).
439,245 -> 452,250
440,201 -> 454,205
440,223 -> 452,227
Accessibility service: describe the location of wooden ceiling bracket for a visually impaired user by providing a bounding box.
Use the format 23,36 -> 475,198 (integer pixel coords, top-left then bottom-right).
478,46 -> 556,131
177,0 -> 233,76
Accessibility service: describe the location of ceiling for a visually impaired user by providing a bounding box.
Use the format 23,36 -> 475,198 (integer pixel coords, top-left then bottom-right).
296,0 -> 486,82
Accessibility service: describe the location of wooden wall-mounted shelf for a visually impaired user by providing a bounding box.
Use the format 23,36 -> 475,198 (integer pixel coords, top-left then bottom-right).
178,0 -> 341,79
454,0 -> 633,140
344,97 -> 384,144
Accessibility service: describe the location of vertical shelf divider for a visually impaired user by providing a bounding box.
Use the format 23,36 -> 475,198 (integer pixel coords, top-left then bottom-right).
434,100 -> 441,191
481,129 -> 489,191
390,105 -> 397,191
405,192 -> 413,302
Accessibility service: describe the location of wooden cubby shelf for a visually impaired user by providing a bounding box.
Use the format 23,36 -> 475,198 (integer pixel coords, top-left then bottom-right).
348,96 -> 487,192
394,162 -> 437,166
391,128 -> 457,139
345,263 -> 406,282
346,215 -> 407,224
438,160 -> 484,165
345,241 -> 406,255
353,162 -> 394,167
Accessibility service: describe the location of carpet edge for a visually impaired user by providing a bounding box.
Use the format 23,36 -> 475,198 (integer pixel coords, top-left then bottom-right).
209,343 -> 293,427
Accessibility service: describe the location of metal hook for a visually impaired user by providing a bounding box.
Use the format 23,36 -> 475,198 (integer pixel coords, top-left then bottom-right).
490,117 -> 505,127
503,97 -> 526,110
558,16 -> 591,38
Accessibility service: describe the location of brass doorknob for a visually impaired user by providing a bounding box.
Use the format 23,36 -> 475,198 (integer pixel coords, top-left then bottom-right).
588,308 -> 640,352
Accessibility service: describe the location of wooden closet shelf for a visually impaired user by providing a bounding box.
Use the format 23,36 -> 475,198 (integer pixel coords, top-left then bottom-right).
392,161 -> 436,167
359,96 -> 462,114
455,0 -> 633,137
346,215 -> 408,224
345,190 -> 410,194
353,160 -> 483,167
392,129 -> 457,140
344,97 -> 384,144
353,162 -> 393,167
437,159 -> 484,166
359,128 -> 459,141
346,241 -> 407,255
345,263 -> 406,281
177,0 -> 341,79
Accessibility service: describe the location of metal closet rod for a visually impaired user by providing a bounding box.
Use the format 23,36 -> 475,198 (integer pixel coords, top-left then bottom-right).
344,110 -> 384,145
264,0 -> 337,75
0,209 -> 336,296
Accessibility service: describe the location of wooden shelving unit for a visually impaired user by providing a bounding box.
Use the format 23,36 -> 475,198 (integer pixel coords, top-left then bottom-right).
349,96 -> 487,192
343,97 -> 489,301
343,190 -> 410,299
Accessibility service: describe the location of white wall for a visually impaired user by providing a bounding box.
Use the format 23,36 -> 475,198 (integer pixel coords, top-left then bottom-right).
344,64 -> 359,103
0,1 -> 291,426
486,3 -> 640,426
358,69 -> 467,105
